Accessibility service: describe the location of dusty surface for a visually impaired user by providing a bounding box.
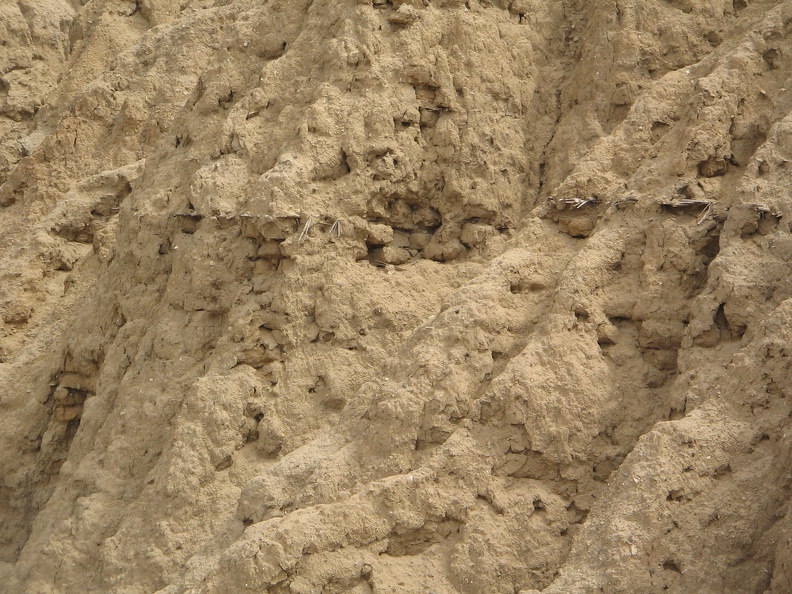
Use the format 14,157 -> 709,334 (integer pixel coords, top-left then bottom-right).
2,0 -> 792,592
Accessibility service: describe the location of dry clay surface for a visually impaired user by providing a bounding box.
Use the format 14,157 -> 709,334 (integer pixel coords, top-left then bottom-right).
2,0 -> 792,592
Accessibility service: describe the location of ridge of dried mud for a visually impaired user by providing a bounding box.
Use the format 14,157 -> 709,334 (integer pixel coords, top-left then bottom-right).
2,1 -> 792,593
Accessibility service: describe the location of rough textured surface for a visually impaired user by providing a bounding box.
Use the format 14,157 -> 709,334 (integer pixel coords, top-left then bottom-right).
2,0 -> 792,592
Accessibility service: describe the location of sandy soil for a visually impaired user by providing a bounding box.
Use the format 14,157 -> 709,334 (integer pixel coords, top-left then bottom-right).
1,1 -> 792,592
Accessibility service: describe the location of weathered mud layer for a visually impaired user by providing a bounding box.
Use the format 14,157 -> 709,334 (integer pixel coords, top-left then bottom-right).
2,1 -> 792,592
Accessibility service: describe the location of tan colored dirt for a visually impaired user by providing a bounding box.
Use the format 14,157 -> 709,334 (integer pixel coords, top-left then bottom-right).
2,0 -> 792,592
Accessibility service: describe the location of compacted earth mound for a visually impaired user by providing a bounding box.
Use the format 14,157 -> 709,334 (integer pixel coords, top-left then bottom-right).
2,1 -> 792,592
